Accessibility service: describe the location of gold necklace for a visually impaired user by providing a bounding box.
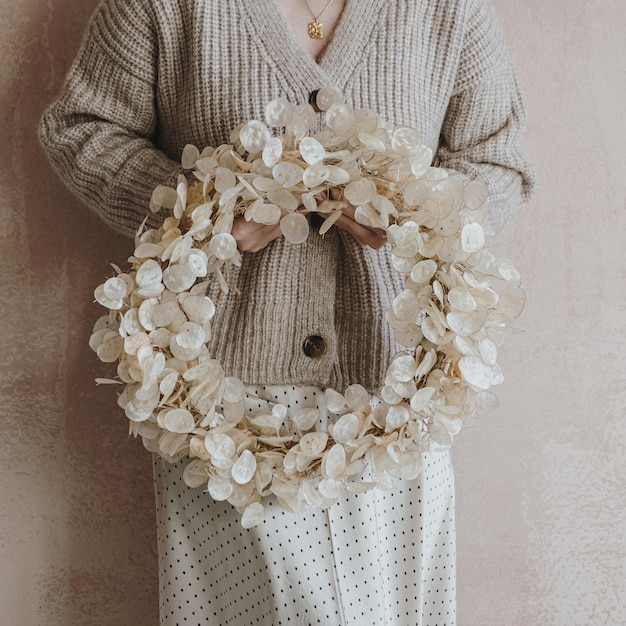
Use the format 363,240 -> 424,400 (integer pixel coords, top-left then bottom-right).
302,0 -> 337,39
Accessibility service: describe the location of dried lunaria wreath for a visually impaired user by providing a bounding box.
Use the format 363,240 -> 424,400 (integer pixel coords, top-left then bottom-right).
90,88 -> 524,528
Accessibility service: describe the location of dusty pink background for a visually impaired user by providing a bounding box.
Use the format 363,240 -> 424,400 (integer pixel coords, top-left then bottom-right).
1,1 -> 624,624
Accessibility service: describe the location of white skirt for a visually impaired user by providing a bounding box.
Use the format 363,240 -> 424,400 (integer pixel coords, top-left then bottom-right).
153,385 -> 456,626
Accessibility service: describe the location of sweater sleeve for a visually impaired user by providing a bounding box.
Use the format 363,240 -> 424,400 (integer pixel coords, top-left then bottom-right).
38,0 -> 183,237
436,0 -> 536,224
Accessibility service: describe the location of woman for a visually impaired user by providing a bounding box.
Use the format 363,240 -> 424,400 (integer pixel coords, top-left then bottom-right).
39,0 -> 535,624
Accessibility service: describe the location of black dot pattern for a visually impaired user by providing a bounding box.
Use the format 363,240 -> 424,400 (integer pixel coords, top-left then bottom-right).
153,385 -> 456,625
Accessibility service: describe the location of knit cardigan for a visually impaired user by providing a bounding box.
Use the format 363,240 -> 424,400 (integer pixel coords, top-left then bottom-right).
39,0 -> 535,391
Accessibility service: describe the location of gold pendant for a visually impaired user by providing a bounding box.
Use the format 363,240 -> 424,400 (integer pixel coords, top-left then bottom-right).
308,20 -> 324,39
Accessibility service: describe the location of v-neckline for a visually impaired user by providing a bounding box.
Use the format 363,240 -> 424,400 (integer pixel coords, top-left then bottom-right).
239,0 -> 388,88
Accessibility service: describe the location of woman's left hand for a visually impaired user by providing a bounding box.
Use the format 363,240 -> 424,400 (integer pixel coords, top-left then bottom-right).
318,192 -> 387,249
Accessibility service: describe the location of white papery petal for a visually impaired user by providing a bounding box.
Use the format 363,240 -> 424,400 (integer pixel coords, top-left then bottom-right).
184,250 -> 208,277
205,433 -> 236,460
325,388 -> 345,413
453,335 -> 478,356
265,97 -> 293,127
159,431 -> 188,457
103,276 -> 127,301
344,384 -> 369,409
384,157 -> 412,183
269,403 -> 286,423
152,301 -> 180,327
386,354 -> 416,383
252,176 -> 280,193
181,295 -> 215,323
344,178 -> 376,205
410,260 -> 437,284
318,209 -> 343,235
169,337 -> 201,361
241,502 -> 265,528
409,147 -> 433,178
410,386 -> 435,412
302,163 -> 330,188
151,185 -> 178,210
354,107 -> 378,132
299,137 -> 326,165
462,179 -> 489,210
322,444 -> 346,479
429,422 -> 453,447
223,376 -> 245,403
498,259 -> 521,282
214,167 -> 237,194
182,459 -> 208,488
391,126 -> 422,156
94,284 -> 122,310
96,336 -> 123,362
446,311 -> 484,337
326,166 -> 350,185
434,211 -> 460,236
262,137 -> 283,168
478,338 -> 498,365
458,357 -> 494,390
208,475 -> 234,501
300,432 -> 328,456
386,405 -> 409,430
292,408 -> 319,431
232,450 -> 257,485
331,413 -> 361,443
358,133 -> 386,152
391,255 -> 415,274
181,144 -> 200,169
251,203 -> 281,226
294,103 -> 317,129
280,213 -> 309,244
163,265 -> 196,292
124,332 -> 151,356
318,478 -> 341,500
239,120 -> 271,153
471,391 -> 499,416
159,371 -> 179,401
316,86 -> 344,111
448,287 -> 476,312
164,408 -> 195,433
209,233 -> 238,259
498,286 -> 526,319
326,104 -> 356,138
125,401 -> 153,422
121,308 -> 142,336
176,322 -> 206,349
223,400 -> 245,423
461,223 -> 485,253
268,188 -> 299,211
300,480 -> 325,507
273,162 -> 303,187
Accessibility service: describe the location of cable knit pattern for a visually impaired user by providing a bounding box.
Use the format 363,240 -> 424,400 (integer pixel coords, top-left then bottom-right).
39,0 -> 535,391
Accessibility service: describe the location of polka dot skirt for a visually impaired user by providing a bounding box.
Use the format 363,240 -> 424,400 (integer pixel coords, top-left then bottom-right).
153,385 -> 456,625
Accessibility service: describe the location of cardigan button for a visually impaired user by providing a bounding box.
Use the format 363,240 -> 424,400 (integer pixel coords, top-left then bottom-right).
303,335 -> 326,358
308,90 -> 322,113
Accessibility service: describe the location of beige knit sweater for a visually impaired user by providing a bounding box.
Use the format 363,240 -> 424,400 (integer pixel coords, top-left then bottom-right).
39,0 -> 535,391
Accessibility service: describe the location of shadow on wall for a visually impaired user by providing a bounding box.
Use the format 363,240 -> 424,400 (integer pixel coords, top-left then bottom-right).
1,2 -> 159,624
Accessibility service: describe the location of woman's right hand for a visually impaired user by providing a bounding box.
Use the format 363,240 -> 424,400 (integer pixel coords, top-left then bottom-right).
231,216 -> 284,253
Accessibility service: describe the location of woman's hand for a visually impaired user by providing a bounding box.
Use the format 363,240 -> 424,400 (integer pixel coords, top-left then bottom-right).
318,190 -> 387,249
231,217 -> 283,252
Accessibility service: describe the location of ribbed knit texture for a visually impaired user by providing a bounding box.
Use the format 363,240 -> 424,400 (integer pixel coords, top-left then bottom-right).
39,0 -> 535,391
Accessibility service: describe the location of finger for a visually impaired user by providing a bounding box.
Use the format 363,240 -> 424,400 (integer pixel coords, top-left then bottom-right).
331,213 -> 387,249
231,218 -> 282,252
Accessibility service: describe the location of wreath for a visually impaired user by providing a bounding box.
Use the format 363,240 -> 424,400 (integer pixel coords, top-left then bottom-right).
90,88 -> 524,528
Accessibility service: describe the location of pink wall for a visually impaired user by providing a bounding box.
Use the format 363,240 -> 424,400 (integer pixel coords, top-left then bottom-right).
1,1 -> 624,624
